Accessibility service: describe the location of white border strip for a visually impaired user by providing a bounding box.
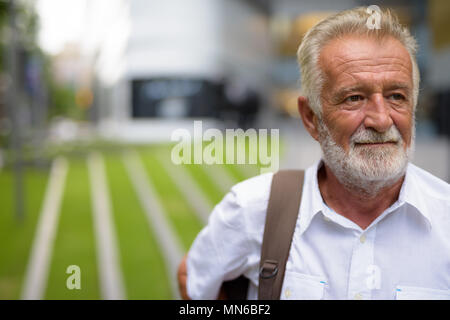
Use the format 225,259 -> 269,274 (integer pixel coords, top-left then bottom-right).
202,165 -> 237,195
87,152 -> 126,300
123,150 -> 183,299
21,157 -> 68,300
156,154 -> 212,225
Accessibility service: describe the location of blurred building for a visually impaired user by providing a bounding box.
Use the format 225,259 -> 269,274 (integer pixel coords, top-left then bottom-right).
428,0 -> 450,137
52,43 -> 91,87
83,0 -> 272,141
82,0 -> 450,141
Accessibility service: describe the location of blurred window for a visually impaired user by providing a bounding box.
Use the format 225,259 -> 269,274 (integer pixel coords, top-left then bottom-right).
131,78 -> 218,118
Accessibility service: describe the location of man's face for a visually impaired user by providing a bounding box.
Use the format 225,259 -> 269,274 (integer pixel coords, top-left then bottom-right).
316,35 -> 415,190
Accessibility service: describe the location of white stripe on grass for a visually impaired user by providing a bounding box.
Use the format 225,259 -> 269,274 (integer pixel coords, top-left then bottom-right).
155,153 -> 212,225
122,150 -> 183,300
87,152 -> 126,300
202,165 -> 238,195
235,164 -> 259,180
21,157 -> 68,300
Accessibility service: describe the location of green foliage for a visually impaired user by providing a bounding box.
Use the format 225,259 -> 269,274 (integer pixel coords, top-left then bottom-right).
0,1 -> 7,72
48,81 -> 80,119
0,0 -> 40,72
0,1 -> 84,126
39,54 -> 82,120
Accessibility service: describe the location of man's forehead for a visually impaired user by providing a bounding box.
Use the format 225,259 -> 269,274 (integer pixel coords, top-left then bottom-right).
319,35 -> 413,80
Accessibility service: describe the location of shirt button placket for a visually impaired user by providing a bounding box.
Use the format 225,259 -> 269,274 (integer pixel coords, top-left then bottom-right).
360,234 -> 366,244
354,293 -> 363,300
347,229 -> 375,300
285,289 -> 291,299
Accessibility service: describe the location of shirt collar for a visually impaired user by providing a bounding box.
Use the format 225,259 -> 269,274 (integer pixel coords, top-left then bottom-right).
398,163 -> 433,227
297,160 -> 326,236
297,160 -> 432,236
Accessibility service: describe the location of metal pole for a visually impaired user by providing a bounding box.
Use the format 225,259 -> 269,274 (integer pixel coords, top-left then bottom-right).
6,0 -> 25,222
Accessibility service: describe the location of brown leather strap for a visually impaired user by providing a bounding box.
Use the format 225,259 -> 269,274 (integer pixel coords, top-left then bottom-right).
258,170 -> 305,300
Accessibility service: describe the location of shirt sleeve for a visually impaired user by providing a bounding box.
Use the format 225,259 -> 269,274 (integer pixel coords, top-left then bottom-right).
186,188 -> 251,300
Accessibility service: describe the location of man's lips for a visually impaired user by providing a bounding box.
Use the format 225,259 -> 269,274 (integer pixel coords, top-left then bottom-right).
354,141 -> 398,146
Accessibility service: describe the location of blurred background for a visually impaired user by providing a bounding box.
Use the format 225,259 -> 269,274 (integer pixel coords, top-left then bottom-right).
0,0 -> 448,300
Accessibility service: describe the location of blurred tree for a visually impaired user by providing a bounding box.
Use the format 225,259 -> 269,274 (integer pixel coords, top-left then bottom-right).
0,0 -> 39,72
1,0 -> 42,141
0,1 -> 7,72
44,66 -> 79,119
1,0 -> 82,130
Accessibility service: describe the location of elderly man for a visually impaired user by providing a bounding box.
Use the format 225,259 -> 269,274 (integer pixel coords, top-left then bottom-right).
178,7 -> 450,300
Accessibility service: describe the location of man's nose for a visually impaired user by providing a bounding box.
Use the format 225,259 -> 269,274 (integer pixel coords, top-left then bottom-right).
363,94 -> 393,132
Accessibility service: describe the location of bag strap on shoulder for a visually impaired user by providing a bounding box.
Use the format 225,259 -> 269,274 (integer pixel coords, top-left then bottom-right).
258,169 -> 305,300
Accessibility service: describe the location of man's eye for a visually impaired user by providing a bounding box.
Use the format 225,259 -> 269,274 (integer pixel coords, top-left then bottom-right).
389,93 -> 405,100
345,95 -> 364,102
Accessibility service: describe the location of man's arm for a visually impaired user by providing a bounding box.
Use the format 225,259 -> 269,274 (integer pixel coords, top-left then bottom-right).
177,184 -> 262,300
177,254 -> 227,300
177,254 -> 190,300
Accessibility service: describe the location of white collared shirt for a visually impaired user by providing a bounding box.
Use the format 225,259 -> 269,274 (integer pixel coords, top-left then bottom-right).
186,161 -> 450,300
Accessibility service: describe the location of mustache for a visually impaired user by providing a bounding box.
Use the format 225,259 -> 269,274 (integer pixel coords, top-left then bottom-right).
351,125 -> 402,145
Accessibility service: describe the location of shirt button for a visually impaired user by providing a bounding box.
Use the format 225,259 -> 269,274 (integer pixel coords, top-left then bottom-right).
354,293 -> 363,300
323,216 -> 330,222
285,289 -> 291,299
360,235 -> 366,244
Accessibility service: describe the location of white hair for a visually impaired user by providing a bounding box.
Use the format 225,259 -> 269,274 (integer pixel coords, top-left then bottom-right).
297,7 -> 420,117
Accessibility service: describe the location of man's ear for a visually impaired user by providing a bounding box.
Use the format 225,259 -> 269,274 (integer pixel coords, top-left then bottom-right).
298,96 -> 320,141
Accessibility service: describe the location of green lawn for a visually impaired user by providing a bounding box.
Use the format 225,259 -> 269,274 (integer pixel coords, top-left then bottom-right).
104,153 -> 171,299
182,164 -> 225,206
224,163 -> 258,182
0,167 -> 49,299
45,158 -> 100,299
0,139 -> 271,300
139,147 -> 204,250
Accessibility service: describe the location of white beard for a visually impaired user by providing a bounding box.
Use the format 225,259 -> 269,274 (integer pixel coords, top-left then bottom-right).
317,120 -> 415,197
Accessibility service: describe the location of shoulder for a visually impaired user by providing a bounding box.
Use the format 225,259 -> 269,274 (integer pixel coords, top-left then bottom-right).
214,172 -> 273,232
406,164 -> 450,224
408,163 -> 450,202
230,172 -> 274,208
